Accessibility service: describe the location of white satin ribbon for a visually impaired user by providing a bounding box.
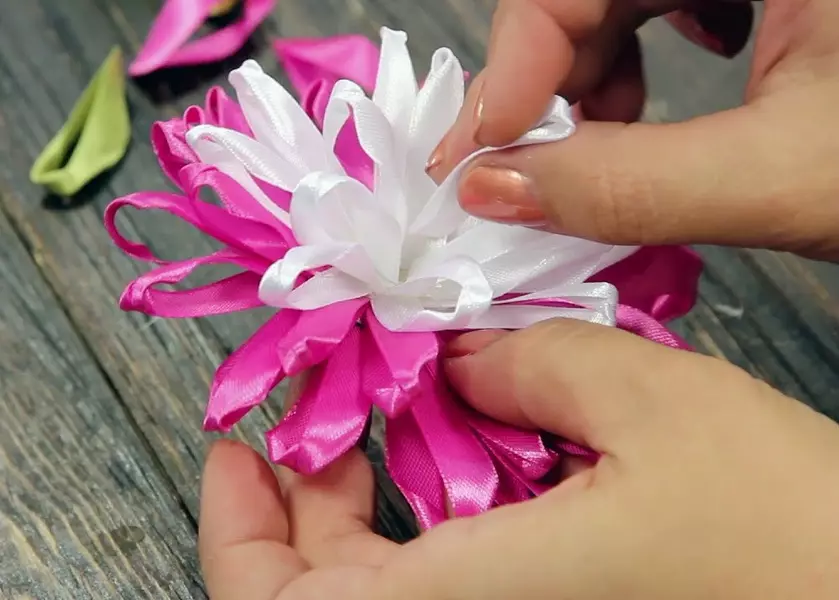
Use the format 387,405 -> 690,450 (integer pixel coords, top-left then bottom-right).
189,27 -> 639,333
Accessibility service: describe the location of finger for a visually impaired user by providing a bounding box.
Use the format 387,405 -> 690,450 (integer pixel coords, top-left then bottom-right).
427,0 -> 610,182
444,329 -> 509,359
199,440 -> 307,600
284,449 -> 397,569
444,319 -> 705,451
456,100 -> 839,254
477,0 -> 607,146
579,33 -> 645,123
426,71 -> 487,180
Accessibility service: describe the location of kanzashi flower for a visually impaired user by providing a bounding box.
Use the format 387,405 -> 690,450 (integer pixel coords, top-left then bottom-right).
107,28 -> 702,528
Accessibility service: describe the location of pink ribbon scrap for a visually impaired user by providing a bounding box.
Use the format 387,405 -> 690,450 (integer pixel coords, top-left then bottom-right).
107,34 -> 702,529
129,0 -> 277,76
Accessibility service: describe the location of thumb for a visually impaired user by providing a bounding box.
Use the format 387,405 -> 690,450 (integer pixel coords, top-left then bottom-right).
445,319 -> 714,452
455,101 -> 839,255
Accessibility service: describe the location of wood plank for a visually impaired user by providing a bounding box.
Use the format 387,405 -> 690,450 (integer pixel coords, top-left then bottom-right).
0,207 -> 205,599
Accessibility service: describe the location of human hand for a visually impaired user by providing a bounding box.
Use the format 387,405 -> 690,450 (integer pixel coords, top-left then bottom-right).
427,0 -> 839,261
199,320 -> 839,599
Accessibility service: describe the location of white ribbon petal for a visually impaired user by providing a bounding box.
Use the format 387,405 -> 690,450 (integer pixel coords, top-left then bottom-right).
467,304 -> 612,329
469,282 -> 618,329
373,28 -> 418,140
187,131 -> 290,226
284,269 -> 372,310
404,47 -> 465,222
291,172 -> 403,282
229,61 -> 331,175
409,96 -> 576,238
409,48 -> 464,155
514,244 -> 638,293
188,124 -> 302,193
371,256 -> 493,331
322,80 -> 406,226
258,244 -> 379,308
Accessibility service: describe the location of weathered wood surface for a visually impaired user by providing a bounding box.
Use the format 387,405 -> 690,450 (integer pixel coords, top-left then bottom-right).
0,1 -> 837,598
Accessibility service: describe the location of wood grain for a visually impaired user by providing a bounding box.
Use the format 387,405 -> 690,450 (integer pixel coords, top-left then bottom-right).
0,208 -> 204,599
0,1 -> 837,598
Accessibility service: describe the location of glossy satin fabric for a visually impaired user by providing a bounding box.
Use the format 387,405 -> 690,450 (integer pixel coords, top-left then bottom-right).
129,0 -> 276,76
106,31 -> 702,529
31,47 -> 130,196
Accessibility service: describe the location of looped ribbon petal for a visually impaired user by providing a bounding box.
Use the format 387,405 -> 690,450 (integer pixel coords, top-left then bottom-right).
152,86 -> 252,188
410,96 -> 576,239
388,360 -> 498,528
361,315 -> 439,418
30,47 -> 129,196
266,324 -> 371,474
129,0 -> 276,77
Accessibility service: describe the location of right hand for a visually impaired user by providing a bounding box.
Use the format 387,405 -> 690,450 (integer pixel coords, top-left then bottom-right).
199,320 -> 839,599
428,0 -> 839,261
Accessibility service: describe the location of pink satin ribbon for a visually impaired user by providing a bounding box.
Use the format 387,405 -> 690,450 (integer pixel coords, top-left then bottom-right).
129,0 -> 277,76
107,34 -> 703,529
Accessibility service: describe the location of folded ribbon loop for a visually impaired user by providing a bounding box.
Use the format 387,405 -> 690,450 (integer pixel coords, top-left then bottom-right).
31,47 -> 129,196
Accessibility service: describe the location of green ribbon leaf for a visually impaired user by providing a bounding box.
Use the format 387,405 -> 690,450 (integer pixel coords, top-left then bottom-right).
30,47 -> 130,196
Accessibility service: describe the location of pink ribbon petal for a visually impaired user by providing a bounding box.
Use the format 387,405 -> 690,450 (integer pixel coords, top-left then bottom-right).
276,298 -> 367,376
469,416 -> 557,481
470,415 -> 559,502
275,34 -> 380,98
204,85 -> 253,135
180,163 -> 294,249
151,117 -> 200,188
104,189 -> 285,266
386,410 -> 448,530
120,249 -> 264,317
364,315 -> 439,418
552,438 -> 600,462
153,86 -> 254,189
617,304 -> 693,350
267,325 -> 370,473
596,246 -> 703,323
410,364 -> 498,518
129,0 -> 277,77
205,308 -> 299,431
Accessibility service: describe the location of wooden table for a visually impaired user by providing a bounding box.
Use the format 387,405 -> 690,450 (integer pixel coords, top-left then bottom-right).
1,1 -> 837,598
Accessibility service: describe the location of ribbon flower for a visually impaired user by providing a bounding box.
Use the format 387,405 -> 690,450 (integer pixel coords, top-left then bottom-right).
106,28 -> 702,528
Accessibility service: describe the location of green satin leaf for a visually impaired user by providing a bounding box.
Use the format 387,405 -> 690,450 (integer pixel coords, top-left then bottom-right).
30,47 -> 130,196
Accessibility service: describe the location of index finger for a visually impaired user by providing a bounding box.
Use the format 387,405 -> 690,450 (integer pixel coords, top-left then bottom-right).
477,0 -> 608,146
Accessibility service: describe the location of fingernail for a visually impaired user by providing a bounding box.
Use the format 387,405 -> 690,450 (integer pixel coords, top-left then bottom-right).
665,5 -> 752,58
471,94 -> 486,146
425,141 -> 445,176
445,330 -> 508,359
458,166 -> 545,225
